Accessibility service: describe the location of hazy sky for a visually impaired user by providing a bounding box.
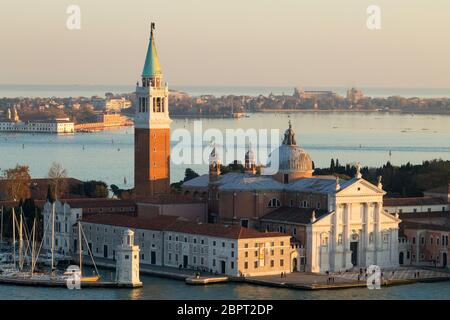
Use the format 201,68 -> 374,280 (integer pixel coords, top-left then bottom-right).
1,0 -> 449,87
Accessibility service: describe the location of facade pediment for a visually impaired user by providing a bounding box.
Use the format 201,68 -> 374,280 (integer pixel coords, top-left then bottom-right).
336,178 -> 385,197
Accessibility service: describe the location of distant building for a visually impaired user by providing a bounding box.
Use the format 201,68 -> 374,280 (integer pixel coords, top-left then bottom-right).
105,97 -> 132,112
79,214 -> 295,276
399,212 -> 450,268
346,87 -> 364,103
293,87 -> 336,100
41,199 -> 137,255
91,96 -> 106,110
0,108 -> 74,133
74,113 -> 133,131
384,197 -> 449,214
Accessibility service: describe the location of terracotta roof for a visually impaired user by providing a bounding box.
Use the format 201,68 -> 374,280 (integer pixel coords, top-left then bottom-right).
260,207 -> 329,225
401,220 -> 450,232
81,214 -> 287,240
383,196 -> 448,207
61,198 -> 136,208
82,214 -> 181,231
137,194 -> 205,204
399,211 -> 450,219
168,220 -> 287,239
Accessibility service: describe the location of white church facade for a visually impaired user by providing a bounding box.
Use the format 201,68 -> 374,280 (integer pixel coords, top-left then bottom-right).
183,123 -> 402,273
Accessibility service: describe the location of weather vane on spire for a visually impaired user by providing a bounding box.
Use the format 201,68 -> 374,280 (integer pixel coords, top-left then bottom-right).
151,22 -> 155,35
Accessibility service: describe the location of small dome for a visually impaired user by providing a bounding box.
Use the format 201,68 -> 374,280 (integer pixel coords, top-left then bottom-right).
245,149 -> 256,162
209,146 -> 220,163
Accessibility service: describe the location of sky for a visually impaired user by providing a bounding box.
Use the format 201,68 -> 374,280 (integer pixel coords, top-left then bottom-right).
0,0 -> 449,88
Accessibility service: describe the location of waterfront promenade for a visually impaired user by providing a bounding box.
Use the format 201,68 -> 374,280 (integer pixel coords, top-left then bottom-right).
85,258 -> 450,291
245,268 -> 450,290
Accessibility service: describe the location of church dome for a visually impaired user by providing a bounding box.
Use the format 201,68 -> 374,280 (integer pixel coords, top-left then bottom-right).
267,121 -> 313,177
276,144 -> 313,173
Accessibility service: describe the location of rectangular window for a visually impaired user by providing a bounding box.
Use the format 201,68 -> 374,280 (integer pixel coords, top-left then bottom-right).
244,262 -> 248,269
254,261 -> 258,269
280,259 -> 284,267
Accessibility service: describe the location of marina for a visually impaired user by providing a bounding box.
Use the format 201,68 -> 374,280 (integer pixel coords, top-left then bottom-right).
0,203 -> 143,289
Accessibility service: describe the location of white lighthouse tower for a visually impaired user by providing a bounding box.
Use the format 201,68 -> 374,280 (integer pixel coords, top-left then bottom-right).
115,229 -> 142,287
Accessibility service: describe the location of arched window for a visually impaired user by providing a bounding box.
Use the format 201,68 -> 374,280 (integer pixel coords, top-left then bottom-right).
268,198 -> 281,208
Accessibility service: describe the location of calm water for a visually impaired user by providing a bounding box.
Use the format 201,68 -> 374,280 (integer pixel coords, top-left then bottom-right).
0,273 -> 449,300
1,112 -> 450,188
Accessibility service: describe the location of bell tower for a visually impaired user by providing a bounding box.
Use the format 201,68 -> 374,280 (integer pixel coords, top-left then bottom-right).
134,23 -> 172,199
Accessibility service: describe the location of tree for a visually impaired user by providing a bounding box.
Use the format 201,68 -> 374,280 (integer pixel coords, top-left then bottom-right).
46,184 -> 55,203
48,162 -> 68,200
83,181 -> 108,198
330,159 -> 335,173
184,168 -> 199,182
3,165 -> 31,201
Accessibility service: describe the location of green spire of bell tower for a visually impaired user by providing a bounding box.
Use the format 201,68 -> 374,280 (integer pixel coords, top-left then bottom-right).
142,22 -> 162,77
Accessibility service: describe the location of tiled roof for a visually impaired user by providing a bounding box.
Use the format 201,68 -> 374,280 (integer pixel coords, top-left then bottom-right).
81,214 -> 287,240
61,198 -> 136,208
260,207 -> 330,225
168,220 -> 287,239
137,194 -> 205,204
82,214 -> 181,231
401,220 -> 450,232
383,196 -> 448,207
183,173 -> 351,194
399,211 -> 450,219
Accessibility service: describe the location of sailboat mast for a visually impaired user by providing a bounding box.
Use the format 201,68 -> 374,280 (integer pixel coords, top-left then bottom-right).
0,206 -> 3,248
12,207 -> 16,269
51,202 -> 55,271
31,218 -> 36,276
78,221 -> 82,276
19,213 -> 23,271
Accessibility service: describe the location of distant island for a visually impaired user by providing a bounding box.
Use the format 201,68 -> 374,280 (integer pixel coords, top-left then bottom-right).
1,87 -> 450,126
168,87 -> 450,116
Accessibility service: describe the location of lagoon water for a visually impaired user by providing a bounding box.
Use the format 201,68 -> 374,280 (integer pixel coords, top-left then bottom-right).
1,112 -> 450,189
1,112 -> 450,299
0,273 -> 450,300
